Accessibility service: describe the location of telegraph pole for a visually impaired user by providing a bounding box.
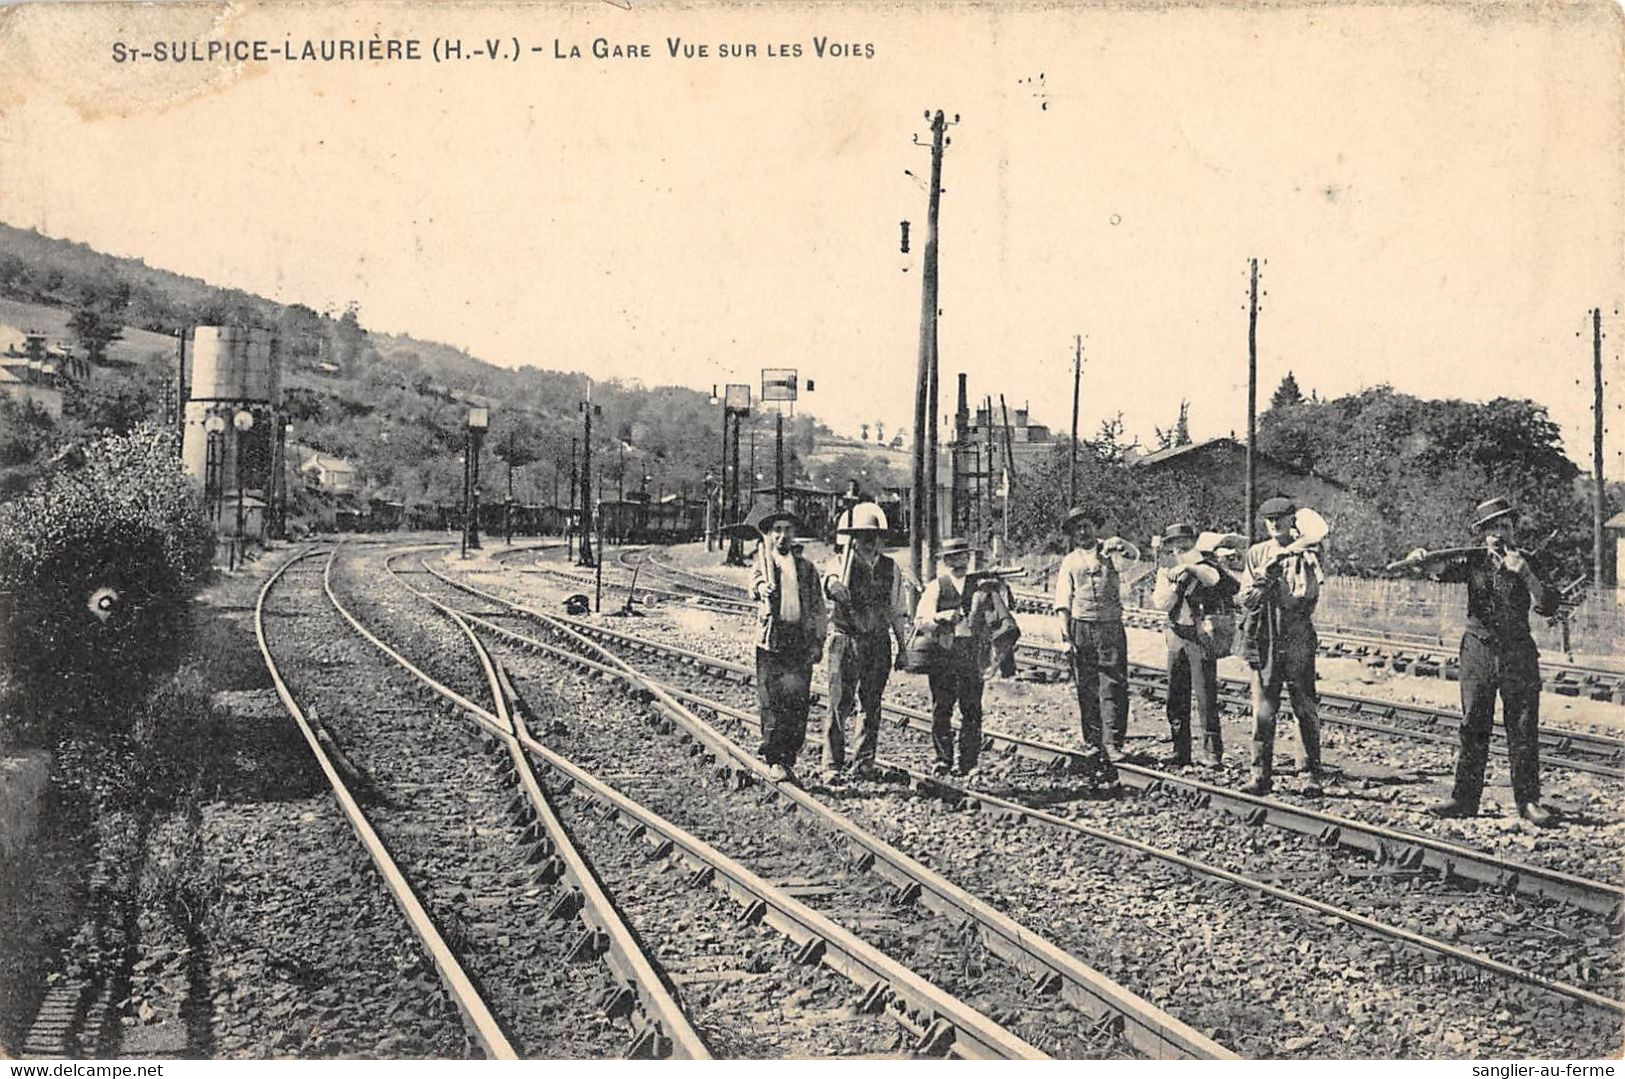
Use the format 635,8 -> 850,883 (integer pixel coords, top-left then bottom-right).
1246,258 -> 1259,540
1594,307 -> 1607,590
911,109 -> 948,583
578,385 -> 598,568
1070,334 -> 1082,504
774,410 -> 785,509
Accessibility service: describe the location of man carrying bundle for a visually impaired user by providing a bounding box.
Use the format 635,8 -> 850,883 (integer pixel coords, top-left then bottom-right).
748,506 -> 827,785
1053,505 -> 1134,782
1398,497 -> 1560,826
1238,496 -> 1325,796
821,502 -> 909,783
1152,523 -> 1239,768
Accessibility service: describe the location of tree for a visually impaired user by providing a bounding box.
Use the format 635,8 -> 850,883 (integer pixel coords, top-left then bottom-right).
1154,400 -> 1191,450
67,306 -> 122,365
1270,371 -> 1304,409
860,424 -> 870,441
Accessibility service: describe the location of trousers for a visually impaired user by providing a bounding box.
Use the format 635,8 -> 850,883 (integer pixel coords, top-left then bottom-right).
824,631 -> 892,770
1249,622 -> 1321,780
1453,632 -> 1542,808
756,646 -> 813,768
927,637 -> 984,771
1165,628 -> 1221,758
1068,619 -> 1129,752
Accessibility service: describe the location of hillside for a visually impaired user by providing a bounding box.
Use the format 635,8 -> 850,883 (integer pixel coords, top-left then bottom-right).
0,223 -> 846,507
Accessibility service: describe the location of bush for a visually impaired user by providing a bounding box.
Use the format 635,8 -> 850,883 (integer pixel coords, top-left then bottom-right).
0,424 -> 214,744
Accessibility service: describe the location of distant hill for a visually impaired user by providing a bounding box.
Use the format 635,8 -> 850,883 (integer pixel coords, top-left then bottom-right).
0,222 -> 836,507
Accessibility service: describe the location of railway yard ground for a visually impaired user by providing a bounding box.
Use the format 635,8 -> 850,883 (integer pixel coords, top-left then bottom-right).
3,534 -> 1622,1060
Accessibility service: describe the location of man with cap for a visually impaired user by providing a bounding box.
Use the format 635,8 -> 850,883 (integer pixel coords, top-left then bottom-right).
748,505 -> 828,784
1238,496 -> 1324,796
1151,522 -> 1239,767
915,537 -> 992,776
821,501 -> 910,781
1052,505 -> 1133,781
1403,497 -> 1559,825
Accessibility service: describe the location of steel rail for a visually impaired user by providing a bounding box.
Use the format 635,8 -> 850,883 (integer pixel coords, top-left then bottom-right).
255,548 -> 519,1060
341,548 -> 1048,1060
405,558 -> 1235,1060
424,564 -> 1624,921
445,610 -> 710,1060
642,678 -> 1625,1018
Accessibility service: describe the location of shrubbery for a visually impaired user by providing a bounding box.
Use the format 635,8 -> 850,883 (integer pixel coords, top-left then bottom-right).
0,424 -> 214,744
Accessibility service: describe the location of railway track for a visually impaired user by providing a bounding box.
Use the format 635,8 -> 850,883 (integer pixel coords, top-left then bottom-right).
405,553 -> 1624,1057
383,551 -> 1228,1059
599,552 -> 1625,778
318,545 -> 1069,1058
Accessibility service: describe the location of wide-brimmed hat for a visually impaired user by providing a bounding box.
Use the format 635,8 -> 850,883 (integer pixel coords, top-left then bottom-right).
938,536 -> 979,559
1062,505 -> 1103,531
835,502 -> 889,535
1472,496 -> 1518,531
1195,530 -> 1250,557
1259,496 -> 1297,519
745,502 -> 803,535
1161,522 -> 1197,545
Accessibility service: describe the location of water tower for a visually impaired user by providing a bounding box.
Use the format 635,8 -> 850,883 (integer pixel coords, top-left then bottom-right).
180,327 -> 282,538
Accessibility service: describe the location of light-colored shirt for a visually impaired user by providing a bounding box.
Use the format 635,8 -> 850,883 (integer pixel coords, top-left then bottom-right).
1052,544 -> 1124,622
1240,539 -> 1320,626
771,550 -> 801,624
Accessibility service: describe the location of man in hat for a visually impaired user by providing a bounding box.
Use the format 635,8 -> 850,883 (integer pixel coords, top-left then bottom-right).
1052,506 -> 1132,780
1404,497 -> 1559,825
1152,523 -> 1239,767
1238,496 -> 1324,796
821,501 -> 909,781
748,506 -> 827,784
915,536 -> 992,776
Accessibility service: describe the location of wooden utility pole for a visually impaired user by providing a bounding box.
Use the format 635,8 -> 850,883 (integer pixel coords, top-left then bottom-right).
984,395 -> 995,550
1246,258 -> 1259,540
1070,334 -> 1082,505
1594,307 -> 1607,590
578,385 -> 597,568
911,109 -> 947,584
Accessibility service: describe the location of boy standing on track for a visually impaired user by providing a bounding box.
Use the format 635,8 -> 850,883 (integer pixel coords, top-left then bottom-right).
821,502 -> 909,783
1052,506 -> 1133,783
749,508 -> 827,785
1402,497 -> 1560,826
1238,496 -> 1324,797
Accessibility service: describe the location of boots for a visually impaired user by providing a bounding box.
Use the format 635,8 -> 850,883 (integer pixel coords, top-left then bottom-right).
1240,739 -> 1272,796
1201,730 -> 1224,768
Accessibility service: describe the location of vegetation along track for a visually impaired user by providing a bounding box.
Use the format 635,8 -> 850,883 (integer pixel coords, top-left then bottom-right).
408,553 -> 1622,1057
336,544 -> 1066,1059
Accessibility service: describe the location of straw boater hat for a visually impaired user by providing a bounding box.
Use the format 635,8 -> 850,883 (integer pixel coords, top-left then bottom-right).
1062,505 -> 1104,531
835,502 -> 888,535
938,536 -> 979,560
1472,497 -> 1518,531
752,505 -> 804,535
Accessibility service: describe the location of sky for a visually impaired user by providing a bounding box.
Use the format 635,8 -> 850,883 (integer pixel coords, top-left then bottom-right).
1,1 -> 1621,471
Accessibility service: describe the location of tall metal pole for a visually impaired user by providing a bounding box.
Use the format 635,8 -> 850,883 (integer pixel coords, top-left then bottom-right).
1594,307 -> 1607,590
578,389 -> 595,567
568,437 -> 578,549
1070,334 -> 1082,505
775,408 -> 785,509
1246,257 -> 1259,540
727,410 -> 744,564
176,328 -> 188,454
911,109 -> 947,584
460,432 -> 471,559
468,425 -> 484,551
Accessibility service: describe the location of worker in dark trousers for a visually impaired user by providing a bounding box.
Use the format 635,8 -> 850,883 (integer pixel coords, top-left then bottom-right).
1239,496 -> 1325,796
748,507 -> 827,785
821,502 -> 909,783
1152,523 -> 1239,767
1052,506 -> 1132,782
915,537 -> 990,777
1403,497 -> 1559,826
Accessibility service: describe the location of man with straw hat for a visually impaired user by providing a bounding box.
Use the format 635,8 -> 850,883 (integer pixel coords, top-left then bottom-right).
747,504 -> 827,785
1052,505 -> 1134,783
1400,496 -> 1560,826
914,536 -> 992,777
821,501 -> 909,782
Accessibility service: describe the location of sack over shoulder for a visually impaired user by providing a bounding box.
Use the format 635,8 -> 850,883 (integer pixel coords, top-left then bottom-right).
900,622 -> 950,674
